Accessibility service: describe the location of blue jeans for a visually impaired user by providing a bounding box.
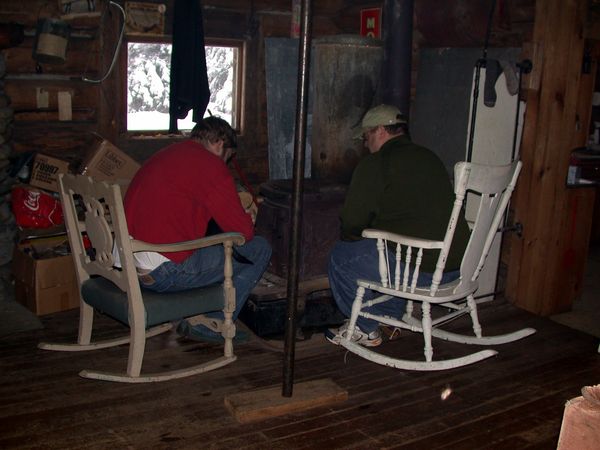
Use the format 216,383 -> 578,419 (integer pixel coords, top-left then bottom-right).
328,239 -> 460,333
141,236 -> 271,321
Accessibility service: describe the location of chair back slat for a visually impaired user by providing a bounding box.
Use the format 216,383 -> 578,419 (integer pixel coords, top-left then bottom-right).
376,238 -> 389,288
404,246 -> 413,289
394,244 -> 402,289
58,174 -> 144,313
376,241 -> 425,294
410,248 -> 423,293
453,161 -> 522,294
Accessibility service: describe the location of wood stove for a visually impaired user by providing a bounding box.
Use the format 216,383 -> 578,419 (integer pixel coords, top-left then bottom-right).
255,179 -> 346,281
240,179 -> 347,336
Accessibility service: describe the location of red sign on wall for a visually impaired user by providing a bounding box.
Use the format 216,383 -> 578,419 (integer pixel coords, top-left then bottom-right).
360,8 -> 382,39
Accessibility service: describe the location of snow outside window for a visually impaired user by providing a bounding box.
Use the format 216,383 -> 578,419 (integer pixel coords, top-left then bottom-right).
127,41 -> 241,132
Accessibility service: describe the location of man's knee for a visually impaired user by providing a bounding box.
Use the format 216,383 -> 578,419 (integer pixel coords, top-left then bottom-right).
235,236 -> 271,278
250,236 -> 272,264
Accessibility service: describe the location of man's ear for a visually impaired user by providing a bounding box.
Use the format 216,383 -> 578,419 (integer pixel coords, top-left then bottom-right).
215,139 -> 226,158
203,139 -> 225,159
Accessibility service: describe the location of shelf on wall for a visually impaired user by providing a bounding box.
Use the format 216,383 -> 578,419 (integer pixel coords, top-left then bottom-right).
5,74 -> 94,82
23,29 -> 96,40
60,12 -> 102,22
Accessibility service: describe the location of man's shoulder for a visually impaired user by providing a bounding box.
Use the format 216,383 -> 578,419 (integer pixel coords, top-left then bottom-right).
162,140 -> 207,157
387,136 -> 430,153
354,152 -> 383,173
386,138 -> 441,163
161,140 -> 225,166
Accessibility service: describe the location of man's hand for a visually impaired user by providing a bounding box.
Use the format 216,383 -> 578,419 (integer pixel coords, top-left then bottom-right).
239,191 -> 259,224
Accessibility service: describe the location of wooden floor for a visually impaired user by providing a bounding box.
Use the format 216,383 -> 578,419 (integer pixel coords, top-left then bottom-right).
1,298 -> 598,449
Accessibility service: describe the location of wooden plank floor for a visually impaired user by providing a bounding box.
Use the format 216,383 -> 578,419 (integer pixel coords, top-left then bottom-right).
0,297 -> 598,449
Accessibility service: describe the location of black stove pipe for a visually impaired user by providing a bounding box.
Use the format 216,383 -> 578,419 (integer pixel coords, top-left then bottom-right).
282,0 -> 313,398
382,0 -> 414,116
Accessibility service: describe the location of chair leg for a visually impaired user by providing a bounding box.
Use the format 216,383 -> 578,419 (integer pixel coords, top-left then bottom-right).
422,302 -> 433,362
77,302 -> 94,345
467,294 -> 482,338
345,286 -> 366,340
223,309 -> 234,358
126,321 -> 147,378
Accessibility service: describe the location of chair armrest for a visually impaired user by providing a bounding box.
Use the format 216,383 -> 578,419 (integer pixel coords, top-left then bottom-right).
362,228 -> 444,250
130,232 -> 246,254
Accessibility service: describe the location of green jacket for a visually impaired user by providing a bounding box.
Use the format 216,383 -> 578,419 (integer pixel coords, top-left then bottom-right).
340,135 -> 470,272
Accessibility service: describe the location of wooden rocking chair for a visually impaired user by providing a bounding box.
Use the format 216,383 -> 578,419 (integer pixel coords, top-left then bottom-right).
340,161 -> 536,370
38,174 -> 245,382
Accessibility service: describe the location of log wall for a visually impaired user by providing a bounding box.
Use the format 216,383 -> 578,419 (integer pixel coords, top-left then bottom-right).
8,1 -> 598,316
0,0 -> 536,184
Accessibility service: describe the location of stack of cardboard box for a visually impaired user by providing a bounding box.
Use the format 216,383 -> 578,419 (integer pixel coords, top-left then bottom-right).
13,139 -> 141,315
28,139 -> 141,193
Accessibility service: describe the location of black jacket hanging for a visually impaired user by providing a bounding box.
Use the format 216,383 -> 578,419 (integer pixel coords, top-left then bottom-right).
169,0 -> 210,133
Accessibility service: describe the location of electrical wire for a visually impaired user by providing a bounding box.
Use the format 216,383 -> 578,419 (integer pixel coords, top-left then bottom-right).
81,1 -> 126,83
465,0 -> 497,163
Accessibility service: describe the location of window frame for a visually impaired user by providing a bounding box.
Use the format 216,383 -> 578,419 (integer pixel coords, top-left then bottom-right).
123,35 -> 245,137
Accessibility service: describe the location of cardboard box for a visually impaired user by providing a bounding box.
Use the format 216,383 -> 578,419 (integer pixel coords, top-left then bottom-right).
80,139 -> 140,183
29,154 -> 71,193
12,237 -> 79,316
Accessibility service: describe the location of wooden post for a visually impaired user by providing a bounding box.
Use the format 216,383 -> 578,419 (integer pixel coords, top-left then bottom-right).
505,0 -> 596,315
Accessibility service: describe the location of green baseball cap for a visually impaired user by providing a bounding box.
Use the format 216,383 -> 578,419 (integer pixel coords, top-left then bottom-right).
352,104 -> 407,139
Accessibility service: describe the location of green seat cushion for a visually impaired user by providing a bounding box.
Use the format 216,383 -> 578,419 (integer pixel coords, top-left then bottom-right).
81,277 -> 225,328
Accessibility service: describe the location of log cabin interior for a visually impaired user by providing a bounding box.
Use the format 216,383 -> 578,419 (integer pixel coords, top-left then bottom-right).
1,0 -> 600,448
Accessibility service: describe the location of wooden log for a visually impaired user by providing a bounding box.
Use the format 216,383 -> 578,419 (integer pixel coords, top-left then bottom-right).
11,123 -> 97,157
13,108 -> 96,123
5,81 -> 99,111
3,45 -> 100,76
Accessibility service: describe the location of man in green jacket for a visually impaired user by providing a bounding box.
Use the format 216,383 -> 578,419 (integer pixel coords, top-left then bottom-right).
326,104 -> 471,347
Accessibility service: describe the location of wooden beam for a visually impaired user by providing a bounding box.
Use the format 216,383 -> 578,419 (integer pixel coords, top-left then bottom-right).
506,0 -> 594,315
224,378 -> 347,424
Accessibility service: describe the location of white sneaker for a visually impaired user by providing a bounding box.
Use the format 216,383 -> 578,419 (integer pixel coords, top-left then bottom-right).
325,321 -> 382,347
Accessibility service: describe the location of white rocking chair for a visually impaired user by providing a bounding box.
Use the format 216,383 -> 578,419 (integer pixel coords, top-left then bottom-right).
340,161 -> 536,371
39,174 -> 245,382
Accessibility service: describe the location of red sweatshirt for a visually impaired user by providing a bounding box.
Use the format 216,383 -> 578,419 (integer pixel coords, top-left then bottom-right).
123,140 -> 254,263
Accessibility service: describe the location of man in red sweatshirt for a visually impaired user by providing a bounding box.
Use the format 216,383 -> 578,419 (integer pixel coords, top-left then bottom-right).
124,116 -> 271,342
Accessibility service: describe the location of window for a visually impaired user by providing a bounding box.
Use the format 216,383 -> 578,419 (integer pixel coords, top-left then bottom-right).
126,39 -> 243,132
